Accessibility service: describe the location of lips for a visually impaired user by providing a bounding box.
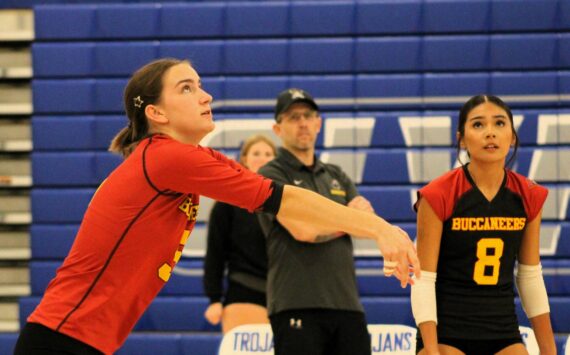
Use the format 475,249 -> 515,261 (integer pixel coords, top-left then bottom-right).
484,144 -> 499,150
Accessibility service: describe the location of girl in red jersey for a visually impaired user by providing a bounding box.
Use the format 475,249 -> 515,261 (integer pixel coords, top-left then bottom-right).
203,134 -> 276,333
412,95 -> 556,355
15,58 -> 420,355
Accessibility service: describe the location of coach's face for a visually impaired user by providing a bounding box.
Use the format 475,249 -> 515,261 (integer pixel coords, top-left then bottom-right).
274,103 -> 321,153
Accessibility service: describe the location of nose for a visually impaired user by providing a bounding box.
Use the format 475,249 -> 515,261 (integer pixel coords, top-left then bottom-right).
200,88 -> 213,104
486,128 -> 496,138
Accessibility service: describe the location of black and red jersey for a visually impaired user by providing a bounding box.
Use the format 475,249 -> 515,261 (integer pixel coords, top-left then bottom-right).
415,164 -> 548,339
28,135 -> 274,354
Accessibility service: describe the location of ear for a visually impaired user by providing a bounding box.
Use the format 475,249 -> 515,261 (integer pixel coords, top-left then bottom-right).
456,132 -> 465,148
315,115 -> 322,133
145,104 -> 168,125
511,134 -> 517,147
272,122 -> 281,136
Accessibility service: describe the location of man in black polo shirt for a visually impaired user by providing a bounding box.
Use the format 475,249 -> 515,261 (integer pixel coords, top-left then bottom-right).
257,88 -> 374,355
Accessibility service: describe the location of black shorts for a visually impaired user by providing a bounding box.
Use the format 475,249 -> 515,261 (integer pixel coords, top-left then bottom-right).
416,336 -> 524,355
14,322 -> 103,355
270,309 -> 370,355
223,280 -> 266,307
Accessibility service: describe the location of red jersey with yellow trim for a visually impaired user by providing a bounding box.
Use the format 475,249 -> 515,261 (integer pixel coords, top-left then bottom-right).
415,164 -> 548,339
28,135 -> 274,354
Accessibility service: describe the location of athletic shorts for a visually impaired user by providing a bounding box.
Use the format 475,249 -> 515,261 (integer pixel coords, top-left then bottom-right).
416,335 -> 523,355
14,322 -> 103,355
223,280 -> 266,308
270,309 -> 370,355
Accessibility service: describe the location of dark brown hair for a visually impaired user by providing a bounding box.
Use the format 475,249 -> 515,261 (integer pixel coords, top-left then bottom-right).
456,94 -> 519,167
109,58 -> 189,157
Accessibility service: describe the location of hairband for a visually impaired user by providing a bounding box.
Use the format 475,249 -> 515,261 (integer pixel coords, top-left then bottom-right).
133,96 -> 144,108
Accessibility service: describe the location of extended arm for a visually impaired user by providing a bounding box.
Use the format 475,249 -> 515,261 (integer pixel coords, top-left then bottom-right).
160,147 -> 419,286
278,195 -> 375,244
276,185 -> 420,287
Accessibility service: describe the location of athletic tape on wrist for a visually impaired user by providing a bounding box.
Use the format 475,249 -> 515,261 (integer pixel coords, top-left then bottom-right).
411,270 -> 437,325
516,263 -> 550,318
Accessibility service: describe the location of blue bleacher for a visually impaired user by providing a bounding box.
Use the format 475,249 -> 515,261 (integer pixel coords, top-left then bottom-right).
32,1 -> 570,40
32,34 -> 570,78
491,0 -> 561,32
161,41 -> 224,75
32,110 -> 569,151
30,147 -> 569,186
562,34 -> 570,67
356,37 -> 421,73
225,40 -> 288,74
422,35 -> 488,72
32,110 -> 570,151
491,34 -> 559,70
30,224 -> 78,259
32,72 -> 570,114
31,188 -> 94,223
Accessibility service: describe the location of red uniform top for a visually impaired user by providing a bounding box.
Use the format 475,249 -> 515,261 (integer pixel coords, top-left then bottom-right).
415,164 -> 548,339
28,135 -> 275,354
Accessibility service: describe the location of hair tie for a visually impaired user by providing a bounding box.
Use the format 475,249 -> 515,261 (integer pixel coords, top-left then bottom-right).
133,96 -> 144,108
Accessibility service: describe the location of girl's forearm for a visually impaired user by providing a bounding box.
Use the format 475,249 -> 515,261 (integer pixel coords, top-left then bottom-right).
277,185 -> 392,241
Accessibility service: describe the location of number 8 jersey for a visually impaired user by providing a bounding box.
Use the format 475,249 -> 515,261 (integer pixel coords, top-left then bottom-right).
415,164 -> 548,340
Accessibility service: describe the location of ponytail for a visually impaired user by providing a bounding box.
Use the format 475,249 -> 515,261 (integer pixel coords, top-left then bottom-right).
109,115 -> 151,157
109,126 -> 137,158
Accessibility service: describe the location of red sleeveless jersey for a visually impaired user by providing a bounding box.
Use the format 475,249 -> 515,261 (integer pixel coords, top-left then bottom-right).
415,164 -> 548,339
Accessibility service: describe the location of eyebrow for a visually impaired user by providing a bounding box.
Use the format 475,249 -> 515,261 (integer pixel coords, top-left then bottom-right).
469,114 -> 508,121
175,78 -> 199,87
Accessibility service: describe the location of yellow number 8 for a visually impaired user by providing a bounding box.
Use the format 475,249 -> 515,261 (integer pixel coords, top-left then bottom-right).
473,238 -> 504,285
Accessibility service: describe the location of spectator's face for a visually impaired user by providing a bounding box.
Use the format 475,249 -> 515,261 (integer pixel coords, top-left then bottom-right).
243,141 -> 275,173
154,63 -> 214,145
274,103 -> 321,152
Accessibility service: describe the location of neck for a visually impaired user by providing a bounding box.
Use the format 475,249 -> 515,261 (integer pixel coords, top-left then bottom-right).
467,160 -> 505,190
285,146 -> 315,166
156,128 -> 202,146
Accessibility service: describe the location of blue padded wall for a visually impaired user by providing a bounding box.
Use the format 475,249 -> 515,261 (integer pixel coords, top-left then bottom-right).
32,35 -> 570,77
31,1 -> 570,39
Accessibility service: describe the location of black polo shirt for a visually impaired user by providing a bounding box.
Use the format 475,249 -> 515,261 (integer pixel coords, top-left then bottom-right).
257,147 -> 363,315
